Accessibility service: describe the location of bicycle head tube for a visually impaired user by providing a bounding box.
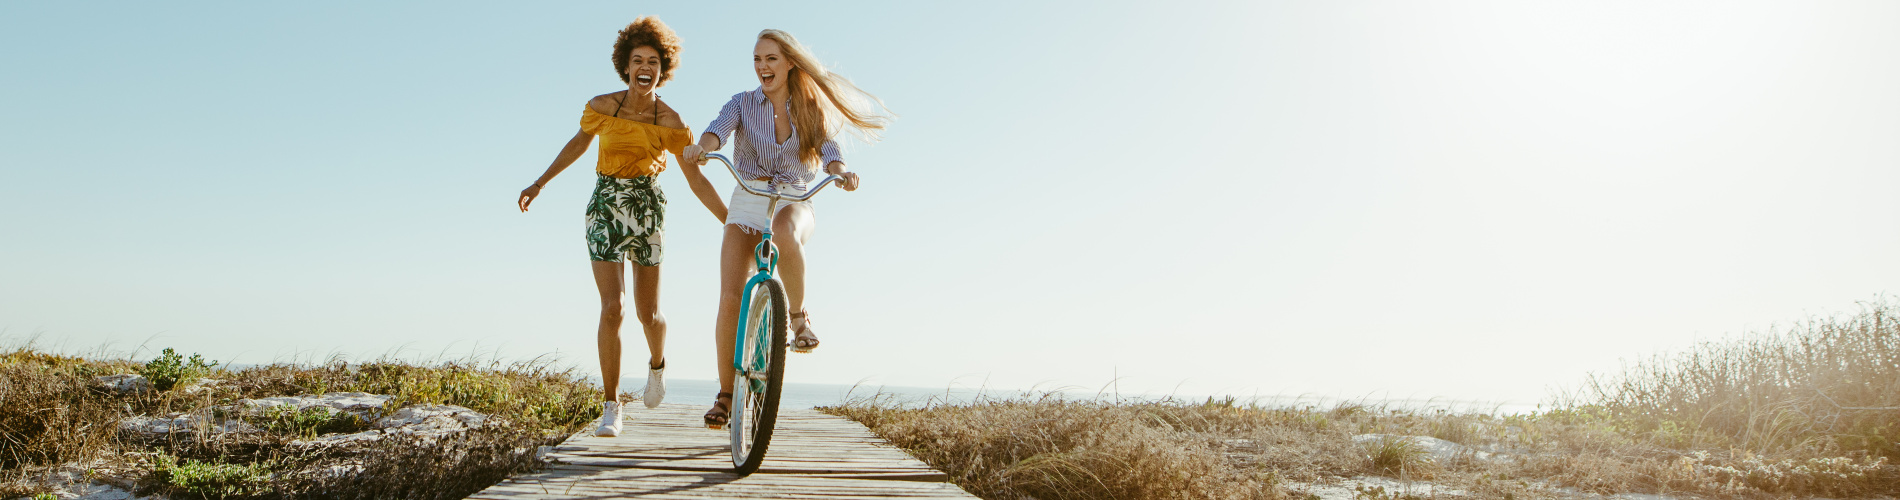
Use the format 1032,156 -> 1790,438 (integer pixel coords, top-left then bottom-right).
754,235 -> 778,274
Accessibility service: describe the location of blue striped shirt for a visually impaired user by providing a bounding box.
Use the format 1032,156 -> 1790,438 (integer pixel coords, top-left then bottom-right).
703,88 -> 843,188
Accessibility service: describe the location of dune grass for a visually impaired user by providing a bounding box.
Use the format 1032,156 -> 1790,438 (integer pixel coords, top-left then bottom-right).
826,298 -> 1900,499
825,394 -> 1521,499
8,298 -> 1899,498
1583,299 -> 1900,460
0,345 -> 603,499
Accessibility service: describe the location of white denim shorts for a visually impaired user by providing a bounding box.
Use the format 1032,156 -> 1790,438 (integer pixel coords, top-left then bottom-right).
724,178 -> 814,235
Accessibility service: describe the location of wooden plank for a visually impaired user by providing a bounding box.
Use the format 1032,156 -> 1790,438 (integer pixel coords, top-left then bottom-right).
468,403 -> 972,498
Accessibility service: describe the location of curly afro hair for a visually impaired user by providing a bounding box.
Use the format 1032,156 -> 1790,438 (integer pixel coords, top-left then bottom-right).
612,16 -> 682,86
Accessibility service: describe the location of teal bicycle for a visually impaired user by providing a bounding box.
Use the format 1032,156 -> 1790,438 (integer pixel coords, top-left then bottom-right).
704,153 -> 842,475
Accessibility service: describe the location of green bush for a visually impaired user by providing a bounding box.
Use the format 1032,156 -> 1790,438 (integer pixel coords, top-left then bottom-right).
139,348 -> 217,391
151,453 -> 271,497
250,405 -> 373,438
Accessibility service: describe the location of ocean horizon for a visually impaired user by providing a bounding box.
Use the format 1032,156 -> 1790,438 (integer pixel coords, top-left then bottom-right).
607,376 -> 1544,415
183,363 -> 1536,414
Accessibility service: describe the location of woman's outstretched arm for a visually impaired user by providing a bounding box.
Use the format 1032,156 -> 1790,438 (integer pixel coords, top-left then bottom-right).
677,155 -> 727,223
519,129 -> 594,212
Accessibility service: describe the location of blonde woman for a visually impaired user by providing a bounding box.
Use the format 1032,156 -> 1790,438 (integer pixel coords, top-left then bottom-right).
681,29 -> 892,429
518,17 -> 721,437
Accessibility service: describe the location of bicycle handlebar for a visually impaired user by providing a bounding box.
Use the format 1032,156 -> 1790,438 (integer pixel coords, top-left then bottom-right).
703,153 -> 841,202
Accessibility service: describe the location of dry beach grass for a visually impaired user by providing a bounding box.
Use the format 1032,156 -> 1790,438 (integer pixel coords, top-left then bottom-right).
825,298 -> 1900,499
4,298 -> 1897,499
0,347 -> 602,499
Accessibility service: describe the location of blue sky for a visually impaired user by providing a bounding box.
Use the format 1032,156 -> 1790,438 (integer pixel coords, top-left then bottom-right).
4,1 -> 1898,407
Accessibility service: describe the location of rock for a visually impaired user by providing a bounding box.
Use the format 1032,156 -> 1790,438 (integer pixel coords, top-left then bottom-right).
90,374 -> 151,395
10,463 -> 156,500
1553,485 -> 1687,499
1286,476 -> 1472,500
118,411 -> 258,437
237,392 -> 392,416
179,378 -> 224,395
284,404 -> 503,452
378,404 -> 497,433
115,392 -> 501,456
292,429 -> 387,451
311,462 -> 366,479
71,482 -> 156,500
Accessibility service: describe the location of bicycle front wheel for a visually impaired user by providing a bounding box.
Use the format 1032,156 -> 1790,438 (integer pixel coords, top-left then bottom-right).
730,278 -> 788,475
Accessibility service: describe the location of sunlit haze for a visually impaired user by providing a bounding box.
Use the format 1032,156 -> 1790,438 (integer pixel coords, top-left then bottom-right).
4,1 -> 1897,409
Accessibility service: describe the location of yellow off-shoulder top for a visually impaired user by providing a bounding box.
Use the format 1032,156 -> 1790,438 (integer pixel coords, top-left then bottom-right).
581,106 -> 693,179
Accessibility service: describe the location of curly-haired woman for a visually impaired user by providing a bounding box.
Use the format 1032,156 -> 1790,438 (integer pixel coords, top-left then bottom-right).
518,17 -> 724,437
681,29 -> 893,429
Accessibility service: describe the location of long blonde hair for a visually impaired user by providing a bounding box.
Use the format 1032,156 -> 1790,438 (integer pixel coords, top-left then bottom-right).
758,29 -> 894,167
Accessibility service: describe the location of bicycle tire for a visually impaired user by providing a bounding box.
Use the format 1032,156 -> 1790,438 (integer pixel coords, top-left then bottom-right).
730,278 -> 789,475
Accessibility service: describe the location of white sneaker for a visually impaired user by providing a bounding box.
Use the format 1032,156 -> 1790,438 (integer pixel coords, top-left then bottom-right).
643,362 -> 666,409
595,401 -> 623,437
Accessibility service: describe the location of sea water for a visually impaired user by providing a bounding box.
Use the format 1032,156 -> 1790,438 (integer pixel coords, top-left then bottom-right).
609,376 -> 994,409
611,376 -> 1541,415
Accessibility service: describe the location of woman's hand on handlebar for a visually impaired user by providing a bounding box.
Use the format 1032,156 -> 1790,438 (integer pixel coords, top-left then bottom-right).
681,144 -> 709,166
825,161 -> 860,191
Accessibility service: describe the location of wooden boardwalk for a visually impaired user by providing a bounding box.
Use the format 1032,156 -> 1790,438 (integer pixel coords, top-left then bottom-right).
469,403 -> 977,499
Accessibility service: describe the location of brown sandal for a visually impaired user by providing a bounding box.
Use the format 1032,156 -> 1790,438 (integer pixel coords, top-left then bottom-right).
790,311 -> 820,353
704,392 -> 733,429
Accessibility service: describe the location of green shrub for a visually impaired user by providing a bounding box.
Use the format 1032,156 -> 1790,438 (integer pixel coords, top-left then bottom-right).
151,453 -> 271,497
250,405 -> 372,438
139,348 -> 217,391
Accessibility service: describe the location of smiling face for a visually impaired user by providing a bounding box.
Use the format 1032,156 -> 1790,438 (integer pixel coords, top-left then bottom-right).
625,45 -> 662,95
753,38 -> 793,95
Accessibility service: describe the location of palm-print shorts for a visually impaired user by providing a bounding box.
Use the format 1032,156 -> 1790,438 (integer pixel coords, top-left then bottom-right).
586,173 -> 665,265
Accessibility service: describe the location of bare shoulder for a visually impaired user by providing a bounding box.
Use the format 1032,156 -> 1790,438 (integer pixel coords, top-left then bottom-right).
654,98 -> 686,129
586,91 -> 628,115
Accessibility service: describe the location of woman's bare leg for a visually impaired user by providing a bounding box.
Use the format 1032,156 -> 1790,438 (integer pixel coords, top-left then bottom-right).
590,260 -> 626,401
629,264 -> 666,369
713,224 -> 763,399
771,204 -> 816,315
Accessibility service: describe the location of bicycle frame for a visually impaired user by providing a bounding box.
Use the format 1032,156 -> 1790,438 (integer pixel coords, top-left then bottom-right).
702,153 -> 840,374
